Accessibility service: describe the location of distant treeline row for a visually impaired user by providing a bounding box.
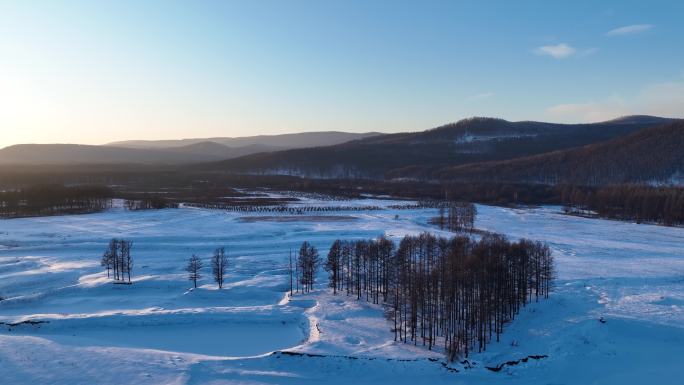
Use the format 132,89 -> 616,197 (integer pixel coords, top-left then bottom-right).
0,185 -> 113,218
256,179 -> 683,227
2,178 -> 681,226
559,184 -> 684,226
0,185 -> 177,218
182,201 -> 460,213
122,193 -> 180,210
177,182 -> 683,228
435,183 -> 684,226
183,202 -> 385,213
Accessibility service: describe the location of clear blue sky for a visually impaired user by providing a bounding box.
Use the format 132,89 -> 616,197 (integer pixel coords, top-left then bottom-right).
1,0 -> 682,147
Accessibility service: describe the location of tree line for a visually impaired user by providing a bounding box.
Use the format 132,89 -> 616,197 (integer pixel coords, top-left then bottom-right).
0,184 -> 183,219
123,195 -> 179,210
560,184 -> 684,226
183,202 -> 384,213
3,161 -> 680,226
184,201 -> 471,214
321,233 -> 554,361
0,185 -> 112,218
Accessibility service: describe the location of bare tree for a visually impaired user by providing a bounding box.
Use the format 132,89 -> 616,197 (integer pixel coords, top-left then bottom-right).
101,249 -> 113,278
211,247 -> 228,289
186,254 -> 203,288
297,241 -> 319,293
288,249 -> 294,296
107,239 -> 120,280
325,240 -> 342,294
120,240 -> 133,283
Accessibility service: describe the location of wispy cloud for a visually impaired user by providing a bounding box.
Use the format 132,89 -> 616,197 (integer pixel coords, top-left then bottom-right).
606,24 -> 653,36
545,74 -> 684,122
534,43 -> 576,59
547,99 -> 628,122
466,92 -> 495,101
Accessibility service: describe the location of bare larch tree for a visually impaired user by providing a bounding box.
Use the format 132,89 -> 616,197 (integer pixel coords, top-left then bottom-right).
186,254 -> 203,288
100,238 -> 133,283
211,247 -> 228,289
297,241 -> 320,293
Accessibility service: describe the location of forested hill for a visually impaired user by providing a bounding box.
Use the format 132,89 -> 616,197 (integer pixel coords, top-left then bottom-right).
199,116 -> 677,178
434,120 -> 684,186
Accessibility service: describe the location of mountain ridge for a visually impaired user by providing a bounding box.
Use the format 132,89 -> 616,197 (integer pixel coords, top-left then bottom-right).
107,131 -> 383,149
200,115 -> 679,179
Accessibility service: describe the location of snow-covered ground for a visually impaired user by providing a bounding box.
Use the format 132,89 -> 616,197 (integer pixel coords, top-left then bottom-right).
0,197 -> 682,384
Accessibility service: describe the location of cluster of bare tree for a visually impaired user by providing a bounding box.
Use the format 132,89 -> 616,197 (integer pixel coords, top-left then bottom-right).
289,242 -> 320,294
184,247 -> 229,289
98,242 -> 230,289
324,237 -> 394,302
1,185 -> 112,218
447,202 -> 477,231
100,239 -> 134,283
433,202 -> 477,231
323,233 -> 554,361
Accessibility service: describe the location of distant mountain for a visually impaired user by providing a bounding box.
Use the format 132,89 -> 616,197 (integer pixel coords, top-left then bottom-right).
203,116 -> 677,178
435,120 -> 684,186
0,131 -> 381,165
160,141 -> 282,159
0,143 -> 220,165
108,131 -> 382,149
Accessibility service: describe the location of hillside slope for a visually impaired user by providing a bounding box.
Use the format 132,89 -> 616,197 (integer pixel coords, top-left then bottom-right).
436,121 -> 684,185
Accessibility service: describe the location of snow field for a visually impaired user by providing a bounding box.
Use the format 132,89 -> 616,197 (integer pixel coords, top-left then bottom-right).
0,198 -> 682,384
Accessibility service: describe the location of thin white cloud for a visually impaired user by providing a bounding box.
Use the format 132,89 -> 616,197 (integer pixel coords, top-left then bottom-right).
545,75 -> 684,122
547,99 -> 628,122
606,24 -> 653,36
466,92 -> 495,101
535,43 -> 576,59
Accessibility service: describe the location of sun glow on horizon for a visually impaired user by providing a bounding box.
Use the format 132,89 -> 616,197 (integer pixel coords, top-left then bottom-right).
1,0 -> 682,148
